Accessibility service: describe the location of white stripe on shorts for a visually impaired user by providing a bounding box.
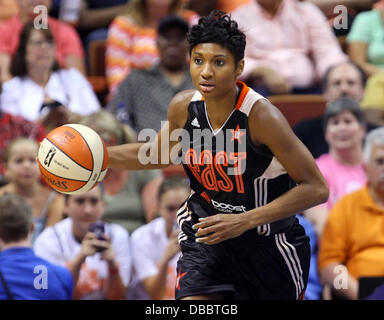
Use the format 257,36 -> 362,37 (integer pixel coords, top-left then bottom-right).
274,233 -> 304,299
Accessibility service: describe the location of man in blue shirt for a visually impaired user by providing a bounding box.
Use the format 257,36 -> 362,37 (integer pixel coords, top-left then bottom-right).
0,194 -> 73,300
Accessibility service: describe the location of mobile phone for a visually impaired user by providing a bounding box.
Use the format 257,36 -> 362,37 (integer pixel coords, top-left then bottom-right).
89,221 -> 105,240
89,222 -> 107,252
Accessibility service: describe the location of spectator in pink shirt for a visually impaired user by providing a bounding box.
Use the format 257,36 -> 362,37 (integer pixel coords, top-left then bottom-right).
0,0 -> 85,83
231,0 -> 347,96
304,97 -> 367,238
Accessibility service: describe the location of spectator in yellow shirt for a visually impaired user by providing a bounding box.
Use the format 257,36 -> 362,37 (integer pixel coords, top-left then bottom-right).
360,72 -> 384,126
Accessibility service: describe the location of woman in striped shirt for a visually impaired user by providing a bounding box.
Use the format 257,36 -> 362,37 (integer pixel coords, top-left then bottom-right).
106,0 -> 199,97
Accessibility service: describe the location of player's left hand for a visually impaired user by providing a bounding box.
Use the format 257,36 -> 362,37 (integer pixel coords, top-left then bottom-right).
192,213 -> 250,245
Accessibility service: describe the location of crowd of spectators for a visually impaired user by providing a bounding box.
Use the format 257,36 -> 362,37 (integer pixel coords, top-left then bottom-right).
1,0 -> 384,300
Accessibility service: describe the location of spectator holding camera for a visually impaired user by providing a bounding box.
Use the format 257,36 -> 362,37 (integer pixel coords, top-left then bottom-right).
34,184 -> 132,300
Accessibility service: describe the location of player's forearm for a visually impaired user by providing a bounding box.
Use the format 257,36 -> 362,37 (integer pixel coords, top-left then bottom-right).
107,143 -> 169,170
244,180 -> 329,230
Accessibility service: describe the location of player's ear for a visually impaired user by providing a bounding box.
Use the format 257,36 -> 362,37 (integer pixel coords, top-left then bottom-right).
235,59 -> 244,78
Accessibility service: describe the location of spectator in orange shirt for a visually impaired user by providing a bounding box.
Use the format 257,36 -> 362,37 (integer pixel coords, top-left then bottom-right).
319,127 -> 384,300
0,0 -> 85,83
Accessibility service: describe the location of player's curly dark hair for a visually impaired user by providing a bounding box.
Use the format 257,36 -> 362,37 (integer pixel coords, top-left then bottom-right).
188,10 -> 246,65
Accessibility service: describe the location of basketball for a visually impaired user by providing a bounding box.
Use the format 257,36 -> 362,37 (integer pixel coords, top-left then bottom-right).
37,124 -> 108,195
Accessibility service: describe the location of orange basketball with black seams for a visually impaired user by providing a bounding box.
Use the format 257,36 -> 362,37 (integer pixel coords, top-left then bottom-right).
37,124 -> 109,195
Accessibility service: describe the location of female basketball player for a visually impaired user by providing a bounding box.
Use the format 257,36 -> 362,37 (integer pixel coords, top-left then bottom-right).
107,11 -> 329,300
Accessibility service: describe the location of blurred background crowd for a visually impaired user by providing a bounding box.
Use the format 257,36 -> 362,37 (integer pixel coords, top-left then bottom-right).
1,0 -> 384,300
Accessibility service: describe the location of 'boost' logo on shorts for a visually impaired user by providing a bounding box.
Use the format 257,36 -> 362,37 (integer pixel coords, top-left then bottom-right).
211,200 -> 246,213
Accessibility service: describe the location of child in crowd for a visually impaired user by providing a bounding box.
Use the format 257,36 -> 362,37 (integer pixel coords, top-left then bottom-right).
0,138 -> 64,243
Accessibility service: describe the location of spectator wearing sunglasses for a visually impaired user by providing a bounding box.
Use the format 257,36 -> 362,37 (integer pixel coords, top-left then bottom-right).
34,184 -> 132,300
129,176 -> 190,300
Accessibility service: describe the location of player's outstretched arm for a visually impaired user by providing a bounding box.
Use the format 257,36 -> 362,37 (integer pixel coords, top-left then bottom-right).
107,142 -> 154,170
194,99 -> 329,245
107,90 -> 193,171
